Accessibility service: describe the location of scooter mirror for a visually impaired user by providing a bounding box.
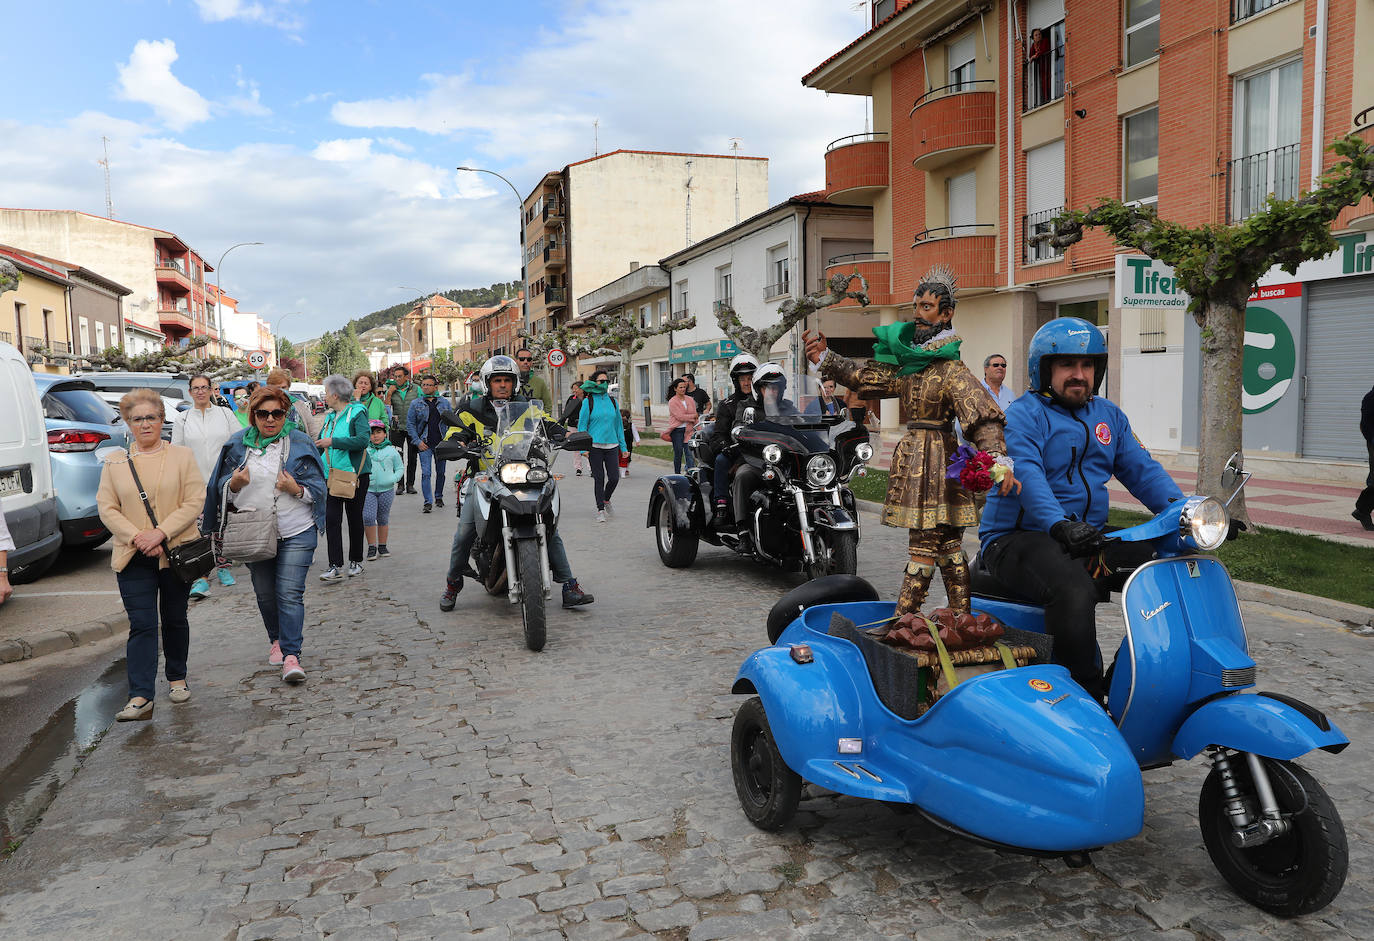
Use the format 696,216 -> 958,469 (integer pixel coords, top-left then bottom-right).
1220,451 -> 1251,508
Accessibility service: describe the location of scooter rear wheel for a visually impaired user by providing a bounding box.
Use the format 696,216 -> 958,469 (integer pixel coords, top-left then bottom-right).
731,697 -> 801,830
1198,755 -> 1347,916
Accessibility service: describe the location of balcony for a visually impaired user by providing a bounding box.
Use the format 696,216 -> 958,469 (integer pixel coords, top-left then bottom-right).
824,132 -> 889,204
156,264 -> 192,295
712,297 -> 734,314
542,199 -> 564,221
911,225 -> 999,291
158,307 -> 195,334
909,81 -> 997,171
823,252 -> 891,306
1022,207 -> 1065,264
544,287 -> 567,307
1226,143 -> 1300,222
543,244 -> 566,268
1231,0 -> 1289,24
762,280 -> 790,300
0,330 -> 12,344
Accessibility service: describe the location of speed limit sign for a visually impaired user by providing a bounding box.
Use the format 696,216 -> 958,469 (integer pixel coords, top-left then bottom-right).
247,350 -> 268,369
547,348 -> 567,368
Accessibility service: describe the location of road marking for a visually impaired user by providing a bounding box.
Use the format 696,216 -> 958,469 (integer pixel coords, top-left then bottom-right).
14,590 -> 123,597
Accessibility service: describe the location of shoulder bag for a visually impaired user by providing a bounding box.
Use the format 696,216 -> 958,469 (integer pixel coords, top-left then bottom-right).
324,405 -> 360,499
126,455 -> 216,584
218,436 -> 291,562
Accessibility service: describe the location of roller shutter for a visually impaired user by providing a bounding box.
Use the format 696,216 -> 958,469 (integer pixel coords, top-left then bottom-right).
1300,276 -> 1373,460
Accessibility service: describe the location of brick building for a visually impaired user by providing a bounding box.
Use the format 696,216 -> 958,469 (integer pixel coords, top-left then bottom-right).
805,0 -> 1374,470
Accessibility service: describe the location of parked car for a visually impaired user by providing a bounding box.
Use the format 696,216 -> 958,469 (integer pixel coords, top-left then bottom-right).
35,374 -> 131,550
0,341 -> 61,582
73,370 -> 193,439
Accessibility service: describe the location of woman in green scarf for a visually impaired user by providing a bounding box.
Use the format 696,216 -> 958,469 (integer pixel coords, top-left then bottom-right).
803,266 -> 1019,617
317,374 -> 373,581
354,370 -> 391,424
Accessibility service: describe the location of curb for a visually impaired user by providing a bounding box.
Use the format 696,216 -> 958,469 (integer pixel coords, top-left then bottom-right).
0,614 -> 127,665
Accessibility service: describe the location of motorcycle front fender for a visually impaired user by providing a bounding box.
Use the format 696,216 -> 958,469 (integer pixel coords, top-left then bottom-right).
1172,692 -> 1350,760
647,474 -> 703,532
810,504 -> 857,532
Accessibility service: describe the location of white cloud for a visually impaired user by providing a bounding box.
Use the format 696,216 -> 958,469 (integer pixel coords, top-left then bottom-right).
226,65 -> 271,117
194,0 -> 304,33
115,39 -> 211,131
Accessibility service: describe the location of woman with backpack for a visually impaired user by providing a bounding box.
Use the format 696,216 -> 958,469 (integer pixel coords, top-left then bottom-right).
576,370 -> 626,522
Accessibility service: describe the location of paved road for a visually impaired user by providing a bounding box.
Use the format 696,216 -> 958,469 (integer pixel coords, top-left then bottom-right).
0,459 -> 1369,939
1,541 -> 125,637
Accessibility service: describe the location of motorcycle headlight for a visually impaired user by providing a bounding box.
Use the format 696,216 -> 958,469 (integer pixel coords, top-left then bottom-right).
762,443 -> 783,465
499,462 -> 532,485
854,442 -> 874,463
1180,496 -> 1229,551
806,454 -> 837,488
526,467 -> 549,484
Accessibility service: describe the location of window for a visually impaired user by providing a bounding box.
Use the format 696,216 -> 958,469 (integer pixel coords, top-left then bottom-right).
1024,1 -> 1066,110
947,169 -> 978,235
96,322 -> 106,351
446,322 -> 452,339
676,280 -> 689,318
639,304 -> 651,329
765,245 -> 790,297
78,316 -> 89,355
1232,0 -> 1286,24
1124,107 -> 1159,205
948,33 -> 976,90
637,364 -> 650,403
1125,0 -> 1160,67
656,361 -> 674,401
714,265 -> 733,311
1230,59 -> 1302,220
657,298 -> 668,324
871,0 -> 895,27
1024,140 -> 1065,262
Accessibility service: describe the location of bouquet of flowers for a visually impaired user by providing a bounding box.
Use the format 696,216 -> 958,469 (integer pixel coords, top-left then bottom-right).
946,444 -> 1009,493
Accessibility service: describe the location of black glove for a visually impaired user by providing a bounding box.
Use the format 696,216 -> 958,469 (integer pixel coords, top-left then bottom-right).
1051,520 -> 1105,558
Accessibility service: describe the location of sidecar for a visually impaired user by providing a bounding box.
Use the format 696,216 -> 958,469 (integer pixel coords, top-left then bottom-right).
731,595 -> 1145,857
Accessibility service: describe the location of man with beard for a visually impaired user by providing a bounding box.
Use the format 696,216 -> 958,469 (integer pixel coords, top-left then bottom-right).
804,267 -> 1019,616
977,317 -> 1183,702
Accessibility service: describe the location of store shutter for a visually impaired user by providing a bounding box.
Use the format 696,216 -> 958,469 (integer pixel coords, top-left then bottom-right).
1300,277 -> 1372,460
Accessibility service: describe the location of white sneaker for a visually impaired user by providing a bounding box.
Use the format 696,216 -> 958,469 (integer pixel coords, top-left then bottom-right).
604,501 -> 614,516
348,561 -> 364,577
319,566 -> 344,582
596,510 -> 606,523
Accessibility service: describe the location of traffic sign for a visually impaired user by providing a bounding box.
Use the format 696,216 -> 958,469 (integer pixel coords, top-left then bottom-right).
547,348 -> 567,368
247,350 -> 268,369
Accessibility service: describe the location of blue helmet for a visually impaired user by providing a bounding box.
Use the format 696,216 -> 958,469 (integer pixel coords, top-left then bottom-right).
1027,317 -> 1107,395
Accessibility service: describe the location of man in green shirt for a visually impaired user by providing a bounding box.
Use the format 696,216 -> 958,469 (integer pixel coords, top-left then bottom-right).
386,364 -> 422,494
515,347 -> 552,408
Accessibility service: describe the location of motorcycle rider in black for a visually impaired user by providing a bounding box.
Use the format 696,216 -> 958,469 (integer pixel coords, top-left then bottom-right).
710,353 -> 760,529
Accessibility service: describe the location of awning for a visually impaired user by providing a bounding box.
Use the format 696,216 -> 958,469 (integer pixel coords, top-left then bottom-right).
669,338 -> 739,363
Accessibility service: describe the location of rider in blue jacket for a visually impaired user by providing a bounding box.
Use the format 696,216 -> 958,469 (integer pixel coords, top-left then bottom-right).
978,318 -> 1183,702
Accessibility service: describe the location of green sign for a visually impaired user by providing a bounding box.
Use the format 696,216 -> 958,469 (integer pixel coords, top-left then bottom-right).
669,338 -> 739,363
1241,305 -> 1296,414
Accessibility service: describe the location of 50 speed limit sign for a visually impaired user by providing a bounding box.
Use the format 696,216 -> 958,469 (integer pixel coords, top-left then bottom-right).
247,350 -> 268,369
547,348 -> 567,368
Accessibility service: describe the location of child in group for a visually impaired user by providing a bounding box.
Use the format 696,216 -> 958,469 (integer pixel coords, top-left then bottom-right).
363,420 -> 404,560
620,408 -> 639,477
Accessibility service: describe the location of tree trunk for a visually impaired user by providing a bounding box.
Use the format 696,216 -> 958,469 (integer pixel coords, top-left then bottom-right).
1196,299 -> 1253,529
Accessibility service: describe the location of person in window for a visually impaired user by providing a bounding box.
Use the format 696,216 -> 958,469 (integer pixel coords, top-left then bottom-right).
806,378 -> 843,417
1027,27 -> 1051,107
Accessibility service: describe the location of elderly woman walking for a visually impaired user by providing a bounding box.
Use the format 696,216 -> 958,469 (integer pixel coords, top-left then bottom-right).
317,374 -> 372,581
172,373 -> 241,599
204,386 -> 326,684
98,389 -> 206,720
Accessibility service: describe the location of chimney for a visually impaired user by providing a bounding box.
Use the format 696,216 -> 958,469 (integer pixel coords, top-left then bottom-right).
629,261 -> 640,272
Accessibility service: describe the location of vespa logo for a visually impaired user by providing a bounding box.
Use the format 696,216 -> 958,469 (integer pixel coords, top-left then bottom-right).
1066,329 -> 1090,337
1141,601 -> 1172,621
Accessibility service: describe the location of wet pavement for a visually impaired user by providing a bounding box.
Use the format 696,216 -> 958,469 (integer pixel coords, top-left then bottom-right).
0,458 -> 1370,939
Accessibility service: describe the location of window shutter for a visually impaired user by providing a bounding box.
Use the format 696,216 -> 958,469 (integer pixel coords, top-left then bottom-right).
1026,140 -> 1065,215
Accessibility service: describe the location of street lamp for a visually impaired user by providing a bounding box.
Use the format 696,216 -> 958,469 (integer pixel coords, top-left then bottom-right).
456,166 -> 528,334
274,311 -> 299,373
387,325 -> 413,367
213,241 -> 263,357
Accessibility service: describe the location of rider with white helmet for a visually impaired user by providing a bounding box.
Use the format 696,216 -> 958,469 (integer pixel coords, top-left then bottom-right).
707,353 -> 760,528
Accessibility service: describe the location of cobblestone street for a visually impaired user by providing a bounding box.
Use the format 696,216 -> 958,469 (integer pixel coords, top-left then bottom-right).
1,460 -> 1370,940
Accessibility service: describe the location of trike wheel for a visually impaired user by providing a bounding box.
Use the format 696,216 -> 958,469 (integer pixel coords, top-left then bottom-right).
655,497 -> 698,568
804,530 -> 858,580
515,539 -> 547,652
1198,755 -> 1347,916
731,697 -> 801,831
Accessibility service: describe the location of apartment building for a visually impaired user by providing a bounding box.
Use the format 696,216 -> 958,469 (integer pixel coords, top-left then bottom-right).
0,209 -> 218,356
1,245 -> 131,360
1,247 -> 73,374
805,0 -> 1374,468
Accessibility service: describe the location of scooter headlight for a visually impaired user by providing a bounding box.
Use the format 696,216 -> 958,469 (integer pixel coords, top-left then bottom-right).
762,443 -> 783,465
499,462 -> 532,485
854,442 -> 874,463
806,454 -> 837,488
1180,496 -> 1228,551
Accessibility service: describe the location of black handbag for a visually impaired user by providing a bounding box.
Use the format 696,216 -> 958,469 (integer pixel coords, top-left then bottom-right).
126,455 -> 217,584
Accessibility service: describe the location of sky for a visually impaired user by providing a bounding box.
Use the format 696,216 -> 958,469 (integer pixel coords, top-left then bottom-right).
0,0 -> 871,342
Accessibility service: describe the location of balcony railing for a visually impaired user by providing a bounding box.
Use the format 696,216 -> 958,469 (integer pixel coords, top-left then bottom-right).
24,335 -> 45,351
712,297 -> 734,313
912,224 -> 996,246
1023,28 -> 1065,112
911,78 -> 996,112
825,131 -> 889,153
0,330 -> 12,344
1023,207 -> 1065,264
671,308 -> 690,322
544,287 -> 567,306
763,281 -> 790,299
1227,142 -> 1300,222
1231,0 -> 1288,24
826,251 -> 888,266
542,199 -> 563,221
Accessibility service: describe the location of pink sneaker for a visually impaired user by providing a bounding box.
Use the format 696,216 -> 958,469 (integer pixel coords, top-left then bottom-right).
268,641 -> 283,666
282,655 -> 305,684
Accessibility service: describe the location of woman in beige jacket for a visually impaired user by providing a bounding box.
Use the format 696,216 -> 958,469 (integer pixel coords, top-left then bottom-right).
98,389 -> 206,721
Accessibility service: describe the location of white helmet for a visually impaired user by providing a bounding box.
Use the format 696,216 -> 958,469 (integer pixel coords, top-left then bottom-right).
480,354 -> 518,389
728,352 -> 759,377
752,362 -> 786,394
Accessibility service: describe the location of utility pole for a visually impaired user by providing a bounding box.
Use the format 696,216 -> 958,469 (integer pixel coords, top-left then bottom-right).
684,158 -> 694,247
729,138 -> 741,224
99,136 -> 114,219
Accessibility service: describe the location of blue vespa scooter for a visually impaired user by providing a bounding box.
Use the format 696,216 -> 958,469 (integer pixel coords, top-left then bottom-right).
731,456 -> 1349,916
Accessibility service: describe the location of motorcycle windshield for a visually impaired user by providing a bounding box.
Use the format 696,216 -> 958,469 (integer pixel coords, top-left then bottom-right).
754,374 -> 856,450
490,399 -> 548,465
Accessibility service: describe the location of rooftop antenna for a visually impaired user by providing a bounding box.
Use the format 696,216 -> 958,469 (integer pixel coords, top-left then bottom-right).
684,158 -> 694,247
98,136 -> 114,218
593,118 -> 599,157
729,138 -> 742,223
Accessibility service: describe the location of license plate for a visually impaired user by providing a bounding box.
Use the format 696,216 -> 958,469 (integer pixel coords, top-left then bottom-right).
0,468 -> 22,496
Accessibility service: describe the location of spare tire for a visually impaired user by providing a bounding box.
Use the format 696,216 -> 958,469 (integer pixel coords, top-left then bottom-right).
766,574 -> 879,644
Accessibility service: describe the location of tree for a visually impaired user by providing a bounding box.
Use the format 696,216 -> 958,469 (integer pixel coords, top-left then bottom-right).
312,326 -> 368,379
713,272 -> 870,360
1051,134 -> 1374,527
561,309 -> 699,393
0,258 -> 19,296
34,334 -> 255,378
429,348 -> 480,407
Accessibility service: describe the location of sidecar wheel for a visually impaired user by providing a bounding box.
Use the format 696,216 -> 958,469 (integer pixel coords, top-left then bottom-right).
655,497 -> 698,568
1199,756 -> 1347,916
731,697 -> 801,830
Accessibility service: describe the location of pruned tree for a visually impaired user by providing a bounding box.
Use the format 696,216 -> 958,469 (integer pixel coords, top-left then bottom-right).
565,309 -> 699,394
713,271 -> 870,360
1052,133 -> 1374,528
32,334 -> 255,379
0,258 -> 19,296
429,348 -> 481,407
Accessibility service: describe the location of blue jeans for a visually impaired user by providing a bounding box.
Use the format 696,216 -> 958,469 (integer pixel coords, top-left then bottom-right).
446,494 -> 574,586
115,554 -> 191,700
670,426 -> 694,473
247,527 -> 318,659
418,447 -> 446,503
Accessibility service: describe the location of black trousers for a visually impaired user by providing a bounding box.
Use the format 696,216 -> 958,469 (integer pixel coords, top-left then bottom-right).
1356,443 -> 1374,517
326,473 -> 371,566
982,529 -> 1154,700
587,447 -> 620,510
390,430 -> 419,488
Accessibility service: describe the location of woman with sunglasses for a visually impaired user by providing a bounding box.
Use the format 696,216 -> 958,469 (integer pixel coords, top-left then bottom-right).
203,386 -> 327,684
172,373 -> 242,599
97,389 -> 207,720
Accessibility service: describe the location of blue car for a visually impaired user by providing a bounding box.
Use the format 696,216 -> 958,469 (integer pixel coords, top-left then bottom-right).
34,374 -> 131,549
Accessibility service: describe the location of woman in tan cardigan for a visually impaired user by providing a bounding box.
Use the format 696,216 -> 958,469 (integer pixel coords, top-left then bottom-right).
97,389 -> 206,721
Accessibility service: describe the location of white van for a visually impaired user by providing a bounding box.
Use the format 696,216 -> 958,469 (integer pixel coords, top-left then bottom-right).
0,341 -> 61,581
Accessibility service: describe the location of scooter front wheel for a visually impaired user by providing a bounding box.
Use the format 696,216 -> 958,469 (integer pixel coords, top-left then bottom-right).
1198,755 -> 1347,916
731,697 -> 801,830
